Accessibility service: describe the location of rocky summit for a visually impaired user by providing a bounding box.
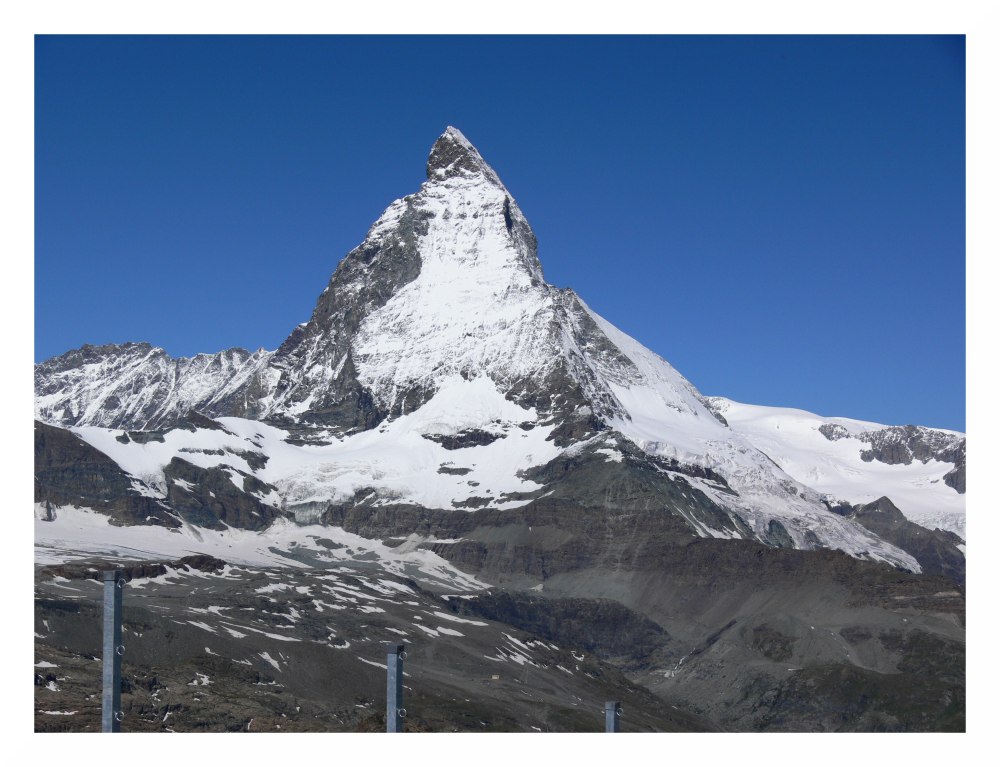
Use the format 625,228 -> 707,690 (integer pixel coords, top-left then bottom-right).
34,127 -> 965,732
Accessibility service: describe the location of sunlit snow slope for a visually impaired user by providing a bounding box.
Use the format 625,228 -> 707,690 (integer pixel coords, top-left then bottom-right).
705,398 -> 965,540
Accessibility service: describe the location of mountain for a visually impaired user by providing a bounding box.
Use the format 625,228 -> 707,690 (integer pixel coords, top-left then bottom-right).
704,398 -> 965,539
34,127 -> 965,732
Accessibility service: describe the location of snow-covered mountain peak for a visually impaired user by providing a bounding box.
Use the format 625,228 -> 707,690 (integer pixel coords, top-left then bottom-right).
426,126 -> 504,188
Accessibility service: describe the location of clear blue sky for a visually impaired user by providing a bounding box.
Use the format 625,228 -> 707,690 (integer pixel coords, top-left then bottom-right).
35,35 -> 965,431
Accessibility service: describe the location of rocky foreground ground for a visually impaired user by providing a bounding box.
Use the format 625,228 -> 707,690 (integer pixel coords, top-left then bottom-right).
34,543 -> 964,733
33,555 -> 712,733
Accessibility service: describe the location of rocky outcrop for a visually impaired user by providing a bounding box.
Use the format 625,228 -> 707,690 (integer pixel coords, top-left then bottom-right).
34,419 -> 283,532
34,420 -> 179,527
162,458 -> 284,531
39,554 -> 228,582
848,496 -> 966,584
820,421 -> 965,497
943,443 -> 966,493
858,424 -> 964,468
818,423 -> 850,441
442,591 -> 671,670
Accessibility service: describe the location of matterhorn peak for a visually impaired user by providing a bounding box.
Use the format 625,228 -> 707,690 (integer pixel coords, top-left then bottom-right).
426,126 -> 504,187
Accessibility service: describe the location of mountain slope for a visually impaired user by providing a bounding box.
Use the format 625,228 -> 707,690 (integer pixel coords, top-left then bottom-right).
35,343 -> 273,430
34,127 -> 951,573
704,397 -> 965,540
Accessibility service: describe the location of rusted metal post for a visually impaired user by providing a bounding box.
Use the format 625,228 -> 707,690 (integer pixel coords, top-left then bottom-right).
102,570 -> 125,732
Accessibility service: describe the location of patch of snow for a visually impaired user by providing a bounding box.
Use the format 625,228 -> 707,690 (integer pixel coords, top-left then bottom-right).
431,611 -> 487,626
258,651 -> 281,672
187,621 -> 217,634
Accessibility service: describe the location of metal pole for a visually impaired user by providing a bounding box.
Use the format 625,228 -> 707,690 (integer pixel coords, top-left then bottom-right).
605,700 -> 621,733
384,642 -> 405,733
102,570 -> 124,733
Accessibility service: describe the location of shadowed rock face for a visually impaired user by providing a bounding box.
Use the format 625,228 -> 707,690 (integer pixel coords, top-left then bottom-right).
263,195 -> 434,429
33,420 -> 179,528
321,442 -> 748,582
162,458 -> 285,532
440,591 -> 672,671
530,540 -> 964,732
943,448 -> 966,493
34,420 -> 284,533
847,497 -> 966,584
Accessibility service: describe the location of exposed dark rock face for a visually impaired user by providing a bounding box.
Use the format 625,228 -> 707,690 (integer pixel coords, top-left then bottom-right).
419,534 -> 966,733
177,410 -> 233,433
752,656 -> 964,732
823,499 -> 856,517
819,423 -> 850,441
34,419 -> 282,532
944,463 -> 965,493
858,424 -> 964,468
427,127 -> 503,184
762,520 -> 796,549
943,443 -> 966,493
513,537 -> 965,733
231,448 -> 269,471
700,397 -> 729,426
327,498 -> 700,580
847,497 -> 966,584
34,420 -> 179,528
116,429 -> 165,444
162,458 -> 285,531
322,441 -> 752,582
423,430 -> 504,449
437,465 -> 472,475
818,422 -> 965,496
444,591 -> 671,670
744,623 -> 795,662
39,554 -> 228,583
